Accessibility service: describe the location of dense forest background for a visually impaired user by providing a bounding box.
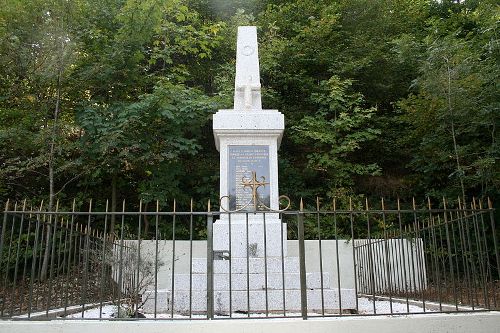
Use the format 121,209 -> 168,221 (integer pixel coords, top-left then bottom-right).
0,0 -> 498,213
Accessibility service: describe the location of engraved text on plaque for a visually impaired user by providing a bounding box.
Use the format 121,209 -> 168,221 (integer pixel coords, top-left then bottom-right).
228,145 -> 270,210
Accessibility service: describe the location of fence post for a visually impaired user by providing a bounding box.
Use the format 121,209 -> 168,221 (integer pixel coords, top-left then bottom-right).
206,200 -> 214,319
170,200 -> 177,318
80,199 -> 92,317
488,198 -> 499,308
298,198 -> 308,320
0,200 -> 10,277
116,200 -> 126,318
0,200 -> 9,317
442,198 -> 458,310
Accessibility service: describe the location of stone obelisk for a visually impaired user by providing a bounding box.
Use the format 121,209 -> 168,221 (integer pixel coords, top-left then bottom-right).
212,26 -> 285,260
213,26 -> 284,214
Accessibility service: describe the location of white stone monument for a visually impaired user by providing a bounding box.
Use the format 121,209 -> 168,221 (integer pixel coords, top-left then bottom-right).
206,26 -> 354,313
213,26 -> 284,214
142,26 -> 356,315
212,25 -> 285,259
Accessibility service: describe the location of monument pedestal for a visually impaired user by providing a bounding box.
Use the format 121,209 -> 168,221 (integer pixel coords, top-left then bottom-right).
213,218 -> 286,258
213,109 -> 284,212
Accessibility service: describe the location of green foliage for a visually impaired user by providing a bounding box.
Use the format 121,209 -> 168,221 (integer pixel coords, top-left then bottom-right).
0,0 -> 498,216
291,76 -> 381,193
398,1 -> 500,200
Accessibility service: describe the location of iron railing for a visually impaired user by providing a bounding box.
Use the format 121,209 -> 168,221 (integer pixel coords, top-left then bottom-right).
0,197 -> 498,320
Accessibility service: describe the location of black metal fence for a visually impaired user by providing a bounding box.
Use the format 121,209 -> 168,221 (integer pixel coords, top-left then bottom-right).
0,197 -> 498,320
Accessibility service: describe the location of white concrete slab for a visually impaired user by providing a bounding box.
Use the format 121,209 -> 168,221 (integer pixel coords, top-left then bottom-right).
212,220 -> 287,257
192,257 -> 300,274
6,311 -> 500,333
143,288 -> 356,313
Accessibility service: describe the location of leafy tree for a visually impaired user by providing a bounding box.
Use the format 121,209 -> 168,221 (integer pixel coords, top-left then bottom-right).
398,0 -> 499,200
291,76 -> 381,197
0,0 -> 87,280
72,0 -> 224,233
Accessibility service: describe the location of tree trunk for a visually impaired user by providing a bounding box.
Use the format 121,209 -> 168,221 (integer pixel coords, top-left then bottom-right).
445,60 -> 466,204
40,40 -> 64,282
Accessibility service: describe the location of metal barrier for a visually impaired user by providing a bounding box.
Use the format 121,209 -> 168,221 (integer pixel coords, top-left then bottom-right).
0,197 -> 498,320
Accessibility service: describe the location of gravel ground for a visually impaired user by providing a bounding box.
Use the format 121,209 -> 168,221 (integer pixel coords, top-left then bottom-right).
65,296 -> 432,319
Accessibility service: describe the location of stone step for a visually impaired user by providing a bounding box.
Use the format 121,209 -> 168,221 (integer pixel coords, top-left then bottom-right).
213,221 -> 287,258
192,256 -> 300,274
170,271 -> 331,291
142,288 -> 356,313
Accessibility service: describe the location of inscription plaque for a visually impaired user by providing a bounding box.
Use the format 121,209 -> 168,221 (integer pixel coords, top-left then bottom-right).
228,145 -> 270,211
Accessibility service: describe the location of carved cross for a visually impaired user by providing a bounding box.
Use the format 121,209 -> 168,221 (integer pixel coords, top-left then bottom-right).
241,171 -> 269,210
233,27 -> 262,110
236,78 -> 261,110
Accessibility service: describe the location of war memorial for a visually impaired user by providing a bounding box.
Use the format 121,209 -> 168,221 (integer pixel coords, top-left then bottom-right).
0,23 -> 498,333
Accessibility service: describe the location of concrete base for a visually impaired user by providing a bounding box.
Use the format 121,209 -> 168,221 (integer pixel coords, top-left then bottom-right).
191,257 -> 300,274
213,219 -> 287,257
140,213 -> 358,315
168,271 -> 330,291
142,288 -> 356,314
138,235 -> 359,314
142,249 -> 357,314
3,312 -> 500,333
